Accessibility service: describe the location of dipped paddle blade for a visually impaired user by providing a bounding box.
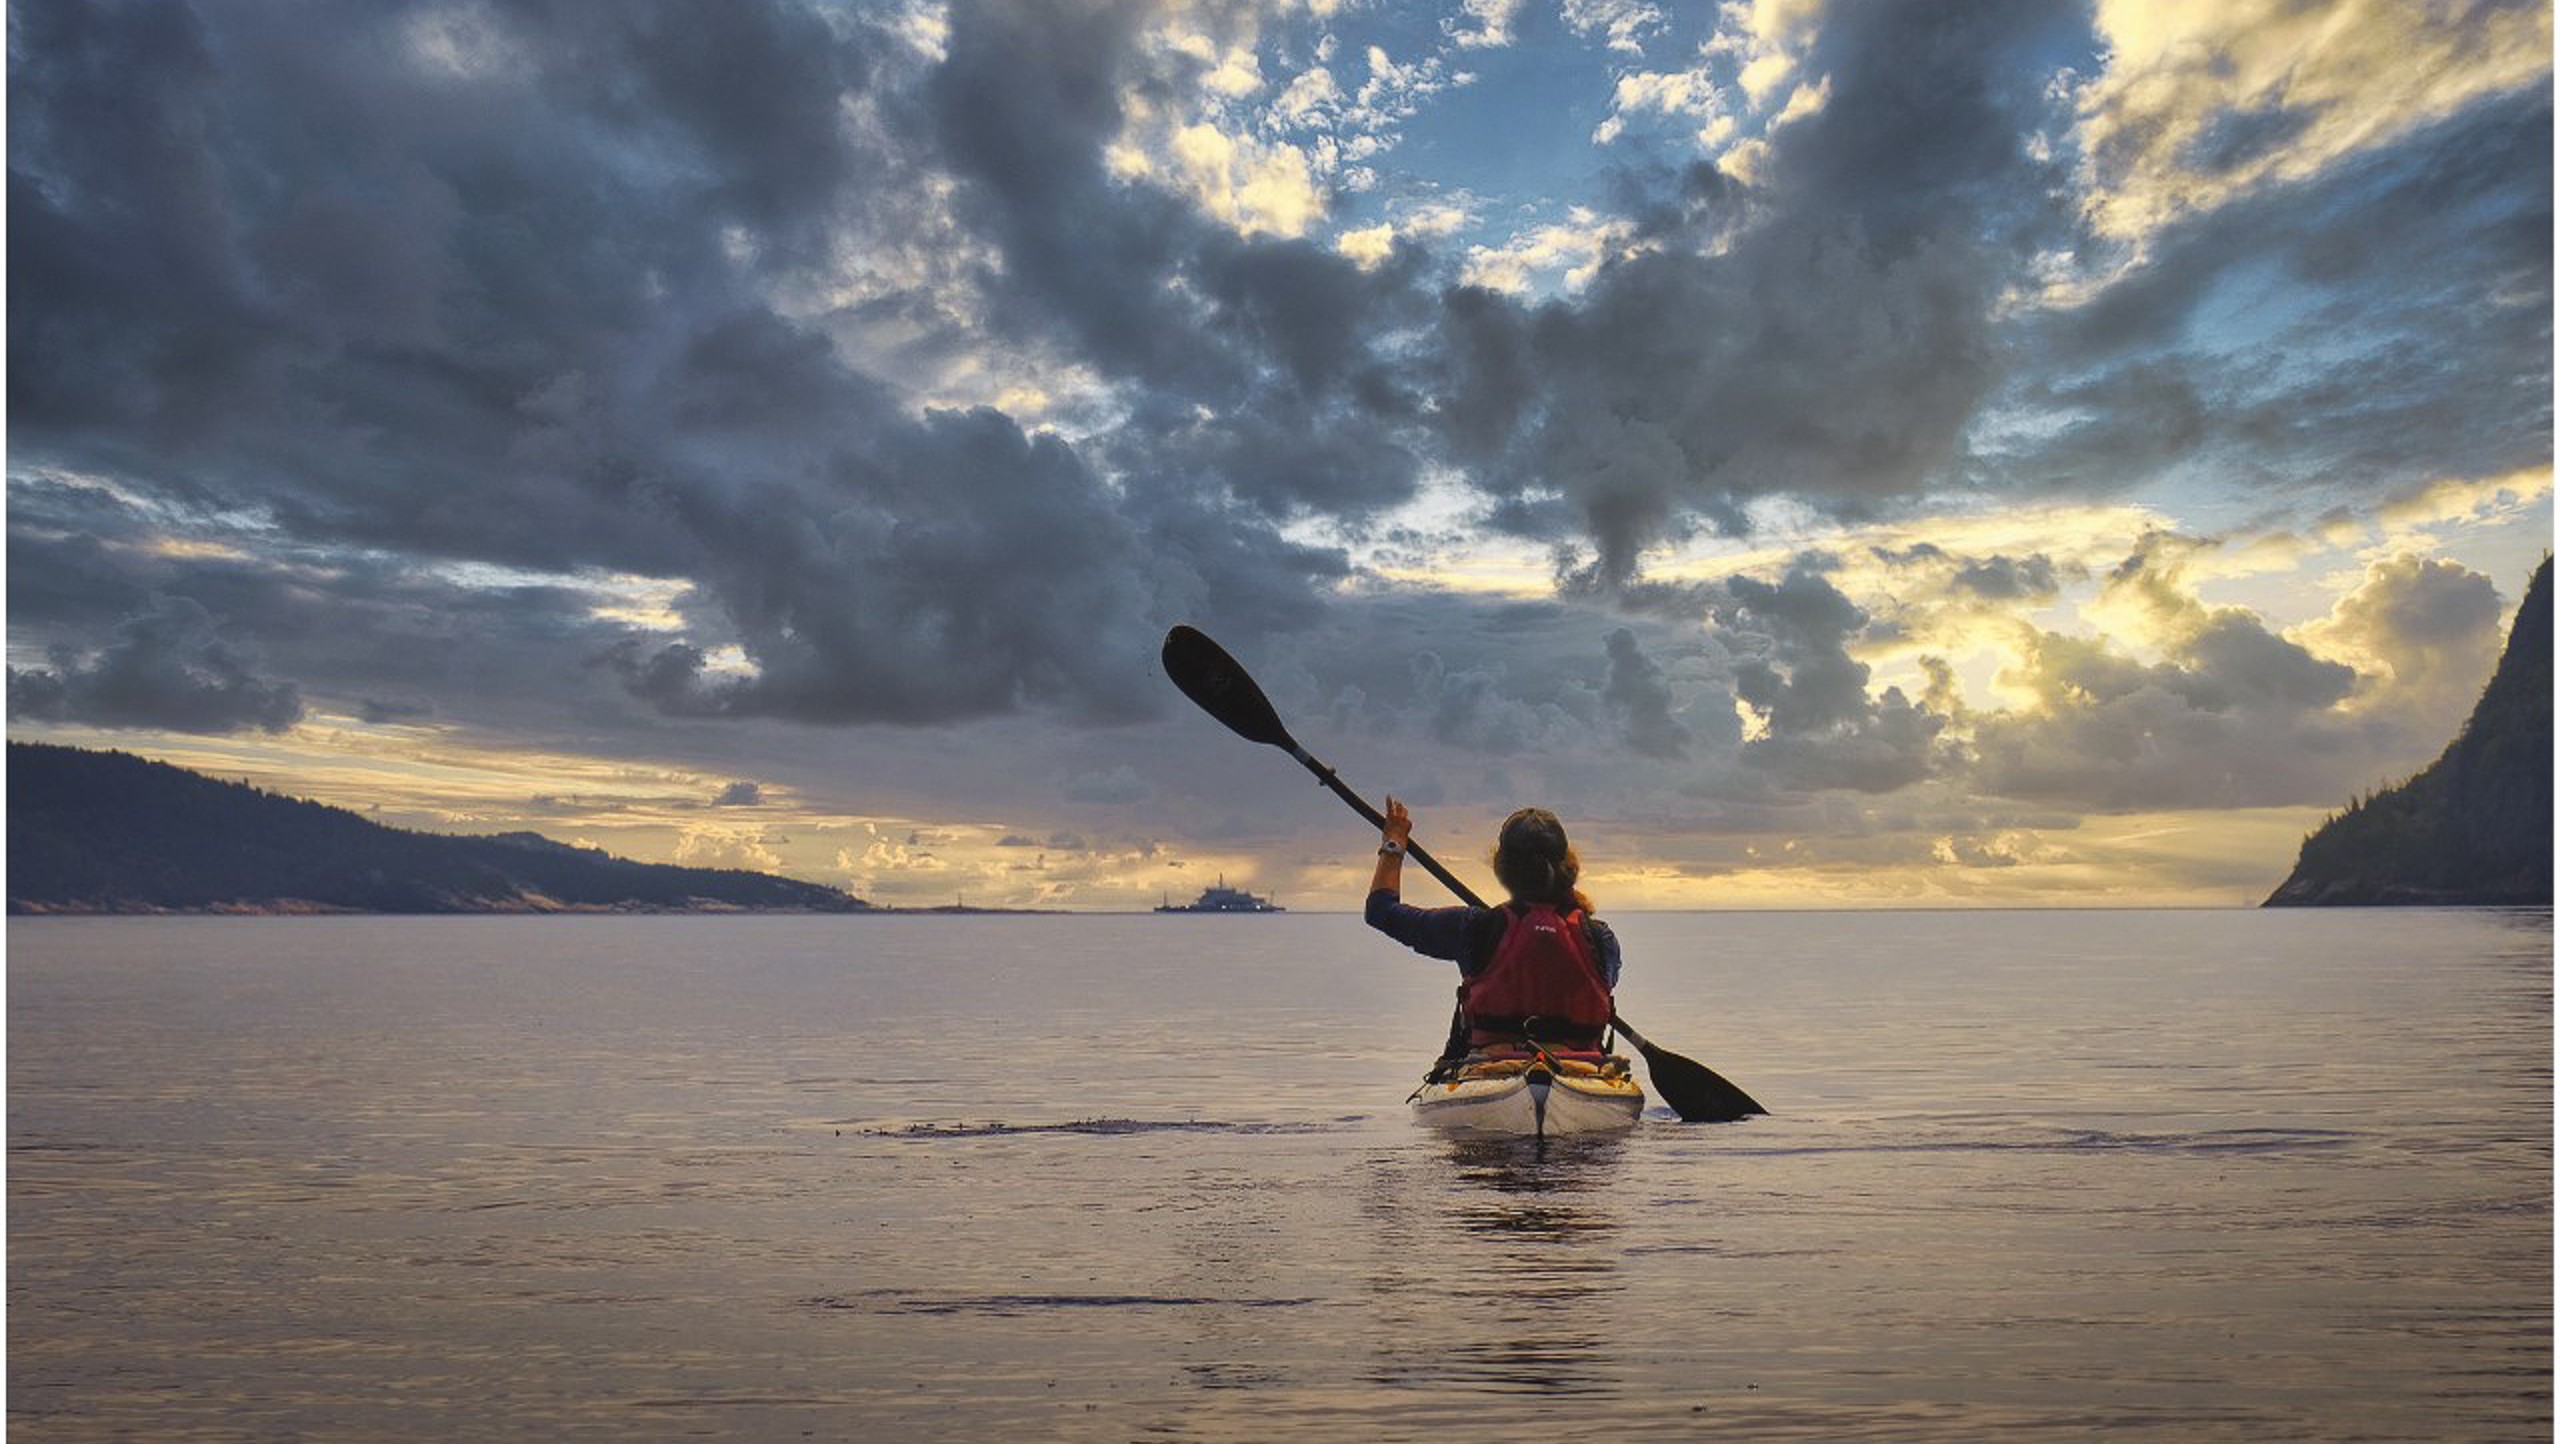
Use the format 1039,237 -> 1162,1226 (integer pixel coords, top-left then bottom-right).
1163,625 -> 1298,750
1615,1014 -> 1767,1123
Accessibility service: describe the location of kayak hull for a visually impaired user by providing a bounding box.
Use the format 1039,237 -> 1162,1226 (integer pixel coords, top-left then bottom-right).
1409,1057 -> 1644,1137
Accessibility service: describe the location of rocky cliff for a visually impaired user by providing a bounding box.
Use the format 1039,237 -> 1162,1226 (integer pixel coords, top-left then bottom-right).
2265,557 -> 2551,907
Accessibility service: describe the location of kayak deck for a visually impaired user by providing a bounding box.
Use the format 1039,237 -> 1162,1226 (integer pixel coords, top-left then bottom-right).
1409,1053 -> 1644,1138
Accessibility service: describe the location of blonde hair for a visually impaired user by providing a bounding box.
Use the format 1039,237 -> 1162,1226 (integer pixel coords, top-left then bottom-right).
1491,807 -> 1594,915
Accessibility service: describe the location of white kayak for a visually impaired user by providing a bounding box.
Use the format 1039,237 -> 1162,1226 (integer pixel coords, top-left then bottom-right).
1409,1055 -> 1645,1137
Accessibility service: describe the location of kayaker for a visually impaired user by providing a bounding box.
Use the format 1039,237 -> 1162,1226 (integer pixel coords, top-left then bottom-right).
1365,798 -> 1622,1064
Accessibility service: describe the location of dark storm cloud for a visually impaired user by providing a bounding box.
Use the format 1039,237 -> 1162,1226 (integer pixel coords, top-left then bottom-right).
925,0 -> 1199,386
4,472 -> 675,731
7,0 -> 1370,730
854,36 -> 1702,565
357,697 -> 436,725
1430,4 -> 2548,579
1237,570 -> 1981,822
2177,613 -> 2357,713
6,487 -> 173,629
505,2 -> 880,260
1950,554 -> 2063,602
1206,591 -> 1744,795
1235,567 -> 1957,802
7,0 -> 270,446
1065,765 -> 1151,805
12,0 -> 802,571
1743,688 -> 1945,796
928,2 -> 1435,522
8,594 -> 303,734
1860,542 -> 2075,609
1709,559 -> 1949,794
2006,88 -> 2552,499
600,400 -> 1179,725
1716,562 -> 1875,736
1272,594 -> 1605,758
1406,645 -> 1595,756
1992,363 -> 2211,494
1601,627 -> 1691,759
1108,390 -> 1425,521
1434,0 -> 2082,582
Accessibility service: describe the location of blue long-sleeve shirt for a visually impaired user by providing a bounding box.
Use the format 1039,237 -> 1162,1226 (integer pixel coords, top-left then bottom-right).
1364,888 -> 1622,988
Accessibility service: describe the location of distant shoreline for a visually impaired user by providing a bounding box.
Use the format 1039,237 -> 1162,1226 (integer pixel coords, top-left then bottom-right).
4,900 -> 1089,918
13,902 -> 2551,920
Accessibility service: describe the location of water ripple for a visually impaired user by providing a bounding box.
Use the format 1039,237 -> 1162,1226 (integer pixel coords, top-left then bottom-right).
861,1117 -> 1336,1139
1720,1125 -> 2362,1159
803,1289 -> 1320,1316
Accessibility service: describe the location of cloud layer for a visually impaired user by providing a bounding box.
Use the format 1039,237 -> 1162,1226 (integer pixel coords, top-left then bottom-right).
7,0 -> 2548,903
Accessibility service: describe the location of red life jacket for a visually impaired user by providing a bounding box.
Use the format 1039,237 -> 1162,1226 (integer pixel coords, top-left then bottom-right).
1462,903 -> 1613,1048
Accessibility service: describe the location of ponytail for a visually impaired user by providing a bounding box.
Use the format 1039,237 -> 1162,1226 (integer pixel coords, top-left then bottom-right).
1492,807 -> 1596,915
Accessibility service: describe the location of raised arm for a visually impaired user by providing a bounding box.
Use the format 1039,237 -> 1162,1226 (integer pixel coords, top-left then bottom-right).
1367,795 -> 1412,897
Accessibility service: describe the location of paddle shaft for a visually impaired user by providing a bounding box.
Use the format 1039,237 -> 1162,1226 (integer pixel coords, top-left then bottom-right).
1281,744 -> 1489,910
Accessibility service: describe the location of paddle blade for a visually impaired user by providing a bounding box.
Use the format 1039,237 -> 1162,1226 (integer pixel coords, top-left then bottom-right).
1636,1040 -> 1768,1124
1162,625 -> 1297,750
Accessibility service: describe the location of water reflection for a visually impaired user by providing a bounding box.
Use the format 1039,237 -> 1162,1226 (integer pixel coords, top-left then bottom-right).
1362,1133 -> 1635,1398
1444,1133 -> 1627,1192
1445,1134 -> 1626,1240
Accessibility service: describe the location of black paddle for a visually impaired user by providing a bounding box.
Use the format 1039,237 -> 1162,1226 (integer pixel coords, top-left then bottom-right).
1160,624 -> 1767,1123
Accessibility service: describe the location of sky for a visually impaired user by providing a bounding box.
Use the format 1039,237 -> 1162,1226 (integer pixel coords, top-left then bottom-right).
6,0 -> 2552,911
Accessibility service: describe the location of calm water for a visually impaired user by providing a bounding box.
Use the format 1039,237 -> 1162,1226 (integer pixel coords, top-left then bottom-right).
9,910 -> 2550,1441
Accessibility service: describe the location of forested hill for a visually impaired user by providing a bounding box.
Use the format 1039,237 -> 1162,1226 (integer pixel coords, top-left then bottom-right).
7,743 -> 870,914
2265,557 -> 2552,907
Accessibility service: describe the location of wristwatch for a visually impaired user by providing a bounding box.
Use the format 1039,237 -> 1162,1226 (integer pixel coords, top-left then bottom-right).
1378,840 -> 1405,856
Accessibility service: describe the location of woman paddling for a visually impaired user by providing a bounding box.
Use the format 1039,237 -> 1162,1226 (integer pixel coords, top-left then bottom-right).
1365,798 -> 1622,1066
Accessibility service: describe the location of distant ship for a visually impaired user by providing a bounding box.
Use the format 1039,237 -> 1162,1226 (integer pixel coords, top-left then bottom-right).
1155,876 -> 1284,913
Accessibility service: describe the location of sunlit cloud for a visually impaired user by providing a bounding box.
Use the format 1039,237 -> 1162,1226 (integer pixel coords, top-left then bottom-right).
674,824 -> 785,874
1593,65 -> 1727,147
2074,0 -> 2552,248
1448,0 -> 1527,50
2375,466 -> 2555,541
1167,122 -> 1324,237
1563,0 -> 1664,57
1460,207 -> 1631,294
1332,199 -> 1468,269
584,575 -> 696,632
2294,551 -> 2510,729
